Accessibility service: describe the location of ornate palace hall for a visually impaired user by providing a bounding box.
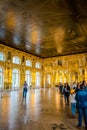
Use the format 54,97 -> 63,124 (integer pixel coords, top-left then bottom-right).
0,0 -> 87,129
0,88 -> 85,130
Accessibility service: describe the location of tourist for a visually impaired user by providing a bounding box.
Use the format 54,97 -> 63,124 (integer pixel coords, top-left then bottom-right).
69,88 -> 76,117
23,81 -> 28,101
75,84 -> 87,128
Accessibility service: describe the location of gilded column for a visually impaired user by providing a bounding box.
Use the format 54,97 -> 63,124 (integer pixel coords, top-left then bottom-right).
4,61 -> 12,89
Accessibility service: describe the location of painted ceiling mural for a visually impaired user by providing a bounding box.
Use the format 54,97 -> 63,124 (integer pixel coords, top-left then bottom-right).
0,0 -> 87,58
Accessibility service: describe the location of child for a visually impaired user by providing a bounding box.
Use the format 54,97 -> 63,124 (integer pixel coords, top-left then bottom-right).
69,89 -> 76,117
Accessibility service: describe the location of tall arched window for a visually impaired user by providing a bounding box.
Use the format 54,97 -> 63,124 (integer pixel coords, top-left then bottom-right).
26,60 -> 32,67
25,70 -> 31,86
35,62 -> 41,69
0,67 -> 3,88
36,72 -> 40,86
12,69 -> 20,88
13,56 -> 20,64
0,52 -> 4,61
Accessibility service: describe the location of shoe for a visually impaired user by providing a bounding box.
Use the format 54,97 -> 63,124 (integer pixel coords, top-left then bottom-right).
72,115 -> 76,118
76,125 -> 82,129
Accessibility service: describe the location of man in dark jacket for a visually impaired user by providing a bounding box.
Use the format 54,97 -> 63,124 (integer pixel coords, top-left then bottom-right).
75,85 -> 87,128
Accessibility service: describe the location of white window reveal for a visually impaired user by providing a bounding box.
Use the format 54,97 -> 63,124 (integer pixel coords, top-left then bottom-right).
0,67 -> 3,88
26,60 -> 32,67
36,72 -> 41,87
0,52 -> 4,61
13,56 -> 20,64
36,62 -> 41,69
12,69 -> 20,88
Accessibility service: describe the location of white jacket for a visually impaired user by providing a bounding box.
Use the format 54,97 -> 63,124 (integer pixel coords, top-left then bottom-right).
69,93 -> 76,103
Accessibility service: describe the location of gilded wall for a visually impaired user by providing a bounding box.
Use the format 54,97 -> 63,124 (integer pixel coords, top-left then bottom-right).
0,44 -> 42,89
0,44 -> 87,89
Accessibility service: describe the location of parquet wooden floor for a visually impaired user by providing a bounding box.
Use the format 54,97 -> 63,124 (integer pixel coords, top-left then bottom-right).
0,88 -> 86,130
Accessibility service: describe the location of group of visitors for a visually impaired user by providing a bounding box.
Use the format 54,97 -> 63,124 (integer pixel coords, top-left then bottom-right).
58,81 -> 87,129
22,80 -> 87,129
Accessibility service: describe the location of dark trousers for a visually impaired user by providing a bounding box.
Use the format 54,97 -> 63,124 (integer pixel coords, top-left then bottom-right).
78,108 -> 87,127
65,93 -> 69,103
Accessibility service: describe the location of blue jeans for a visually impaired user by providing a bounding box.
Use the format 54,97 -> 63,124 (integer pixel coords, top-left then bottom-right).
71,103 -> 76,115
23,90 -> 27,99
78,108 -> 87,127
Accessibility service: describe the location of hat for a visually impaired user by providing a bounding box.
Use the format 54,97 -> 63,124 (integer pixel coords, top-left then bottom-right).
70,89 -> 75,94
